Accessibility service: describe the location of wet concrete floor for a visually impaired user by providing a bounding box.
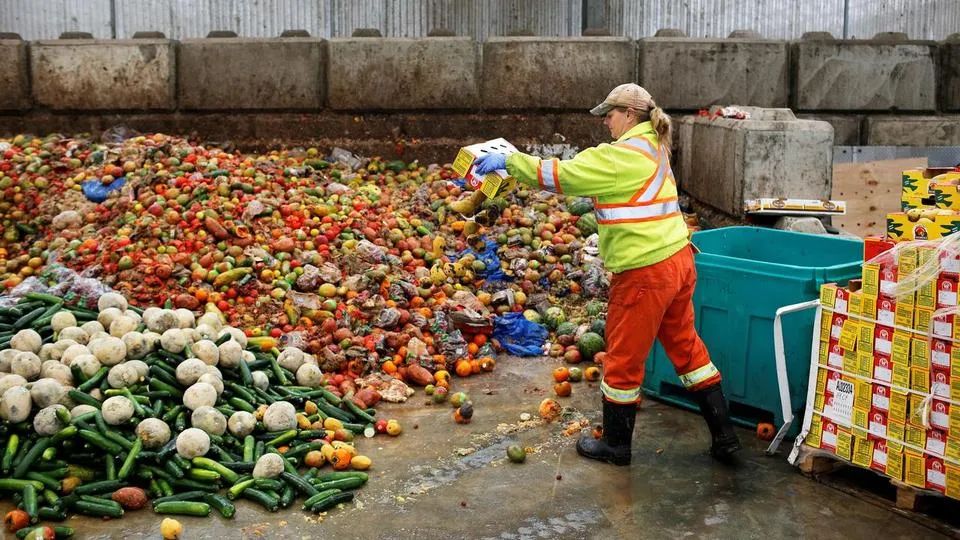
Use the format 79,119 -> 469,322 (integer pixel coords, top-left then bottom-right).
2,355 -> 953,539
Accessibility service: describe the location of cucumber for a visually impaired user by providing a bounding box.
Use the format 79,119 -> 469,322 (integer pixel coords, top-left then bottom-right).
13,437 -> 51,479
242,488 -> 279,512
313,476 -> 367,491
73,479 -> 127,496
151,491 -> 208,506
204,493 -> 236,518
311,491 -> 354,513
154,501 -> 211,517
22,484 -> 38,522
301,488 -> 342,510
72,499 -> 124,518
281,471 -> 319,497
313,471 -> 369,483
191,457 -> 240,484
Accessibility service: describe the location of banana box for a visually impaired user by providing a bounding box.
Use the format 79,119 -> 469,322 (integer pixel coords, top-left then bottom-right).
934,183 -> 960,211
886,211 -> 960,242
452,138 -> 518,196
903,167 -> 959,198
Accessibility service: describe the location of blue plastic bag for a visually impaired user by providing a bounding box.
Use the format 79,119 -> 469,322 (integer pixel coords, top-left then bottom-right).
82,177 -> 126,203
493,312 -> 547,357
459,236 -> 508,283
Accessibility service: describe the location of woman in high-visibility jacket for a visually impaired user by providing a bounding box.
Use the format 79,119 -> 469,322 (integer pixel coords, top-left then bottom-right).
474,83 -> 741,465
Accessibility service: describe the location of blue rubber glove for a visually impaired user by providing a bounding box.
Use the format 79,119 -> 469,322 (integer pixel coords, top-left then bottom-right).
473,153 -> 507,175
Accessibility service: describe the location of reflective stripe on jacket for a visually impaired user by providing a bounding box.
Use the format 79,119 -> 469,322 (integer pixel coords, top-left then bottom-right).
505,121 -> 689,273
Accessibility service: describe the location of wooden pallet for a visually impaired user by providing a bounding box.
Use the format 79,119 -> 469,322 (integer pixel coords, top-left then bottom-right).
796,445 -> 947,512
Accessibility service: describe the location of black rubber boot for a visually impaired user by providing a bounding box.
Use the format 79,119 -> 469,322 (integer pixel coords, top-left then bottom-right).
576,400 -> 636,466
694,384 -> 742,462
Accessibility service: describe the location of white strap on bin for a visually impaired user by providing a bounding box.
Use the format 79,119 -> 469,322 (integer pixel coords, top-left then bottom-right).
767,299 -> 821,456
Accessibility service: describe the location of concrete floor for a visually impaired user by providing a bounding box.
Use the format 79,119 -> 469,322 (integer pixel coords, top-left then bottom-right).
3,356 -> 952,539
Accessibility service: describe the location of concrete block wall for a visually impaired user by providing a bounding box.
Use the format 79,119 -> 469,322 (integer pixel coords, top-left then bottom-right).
0,32 -> 959,147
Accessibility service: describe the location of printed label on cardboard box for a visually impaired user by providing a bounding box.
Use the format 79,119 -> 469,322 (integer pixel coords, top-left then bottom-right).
868,408 -> 888,440
820,284 -> 837,308
873,354 -> 894,384
862,295 -> 878,320
934,183 -> 960,210
824,368 -> 841,395
931,399 -> 951,432
836,428 -> 853,461
843,349 -> 858,373
852,407 -> 869,430
893,361 -> 911,388
857,352 -> 874,378
880,266 -> 898,297
915,306 -> 934,333
889,420 -> 906,443
932,338 -> 953,369
819,341 -> 829,365
951,407 -> 960,437
852,436 -> 873,468
821,418 -> 838,451
848,292 -> 863,317
831,314 -> 847,342
906,425 -> 927,451
928,429 -> 948,457
854,379 -> 872,411
871,439 -> 889,473
895,303 -> 915,327
932,311 -> 959,340
946,464 -> 960,499
871,384 -> 891,411
905,451 -> 926,488
862,265 -> 880,297
912,367 -> 931,393
828,342 -> 844,369
927,456 -> 948,493
887,446 -> 905,481
839,319 -> 859,351
890,391 -> 908,424
814,391 -> 825,413
858,321 -> 875,353
909,394 -> 927,426
912,335 -> 930,369
947,438 -> 960,462
874,326 -> 893,356
932,365 -> 951,399
820,313 -> 832,342
806,414 -> 823,449
942,251 -> 960,275
835,287 -> 850,314
893,328 -> 911,360
832,379 -> 855,426
939,274 -> 960,308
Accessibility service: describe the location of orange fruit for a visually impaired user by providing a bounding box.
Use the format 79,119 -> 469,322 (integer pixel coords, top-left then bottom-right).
554,381 -> 572,397
455,360 -> 472,378
553,367 -> 570,383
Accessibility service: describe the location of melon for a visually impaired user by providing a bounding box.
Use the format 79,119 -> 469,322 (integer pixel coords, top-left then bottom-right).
543,307 -> 566,331
576,212 -> 598,236
568,198 -> 594,216
522,310 -> 542,324
585,300 -> 605,317
589,319 -> 606,337
555,322 -> 577,337
577,332 -> 605,361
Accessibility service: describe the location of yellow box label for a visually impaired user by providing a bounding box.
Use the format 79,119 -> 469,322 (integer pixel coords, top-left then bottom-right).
858,322 -> 875,354
452,148 -> 477,177
857,352 -> 874,378
819,341 -> 829,365
896,303 -> 915,327
934,183 -> 960,210
820,284 -> 838,308
919,245 -> 936,265
899,244 -> 919,266
852,407 -> 869,430
862,265 -> 880,297
890,391 -> 908,424
843,350 -> 859,374
909,394 -> 926,426
839,319 -> 860,351
814,392 -> 825,413
915,306 -> 934,332
852,436 -> 874,468
893,330 -> 911,359
820,314 -> 832,343
950,410 -> 960,438
887,448 -> 905,481
899,291 -> 916,308
888,420 -> 906,443
849,292 -> 863,317
854,380 -> 872,411
911,367 -> 931,393
904,451 -> 926,488
906,424 -> 927,448
902,169 -> 935,197
862,296 -> 878,320
912,335 -> 930,369
947,464 -> 960,499
805,414 -> 823,449
836,428 -> 853,461
947,439 -> 960,462
893,362 -> 911,388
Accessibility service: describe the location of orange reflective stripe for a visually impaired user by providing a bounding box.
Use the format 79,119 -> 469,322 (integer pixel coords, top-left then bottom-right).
537,158 -> 561,193
616,138 -> 676,204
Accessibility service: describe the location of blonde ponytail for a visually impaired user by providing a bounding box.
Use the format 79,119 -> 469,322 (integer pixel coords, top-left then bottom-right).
650,106 -> 673,156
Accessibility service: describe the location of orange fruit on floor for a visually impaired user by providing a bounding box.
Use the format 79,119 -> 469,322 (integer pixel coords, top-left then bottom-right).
455,360 -> 472,378
756,422 -> 776,441
553,367 -> 570,383
469,359 -> 481,374
554,381 -> 572,397
584,366 -> 601,382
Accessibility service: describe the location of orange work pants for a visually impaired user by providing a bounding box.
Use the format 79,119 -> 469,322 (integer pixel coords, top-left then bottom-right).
600,245 -> 721,404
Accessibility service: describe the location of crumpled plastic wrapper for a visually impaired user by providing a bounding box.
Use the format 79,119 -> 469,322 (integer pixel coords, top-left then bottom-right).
355,372 -> 414,403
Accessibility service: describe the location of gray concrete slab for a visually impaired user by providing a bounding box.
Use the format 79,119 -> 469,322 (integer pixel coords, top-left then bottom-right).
1,355 -> 949,539
0,39 -> 29,110
178,38 -> 326,110
792,39 -> 937,112
638,38 -> 789,109
327,38 -> 479,110
678,107 -> 835,217
30,39 -> 175,110
865,116 -> 960,146
481,38 -> 636,110
798,113 -> 863,146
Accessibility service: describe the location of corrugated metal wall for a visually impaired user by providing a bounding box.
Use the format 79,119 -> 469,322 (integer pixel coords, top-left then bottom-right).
3,0 -> 959,41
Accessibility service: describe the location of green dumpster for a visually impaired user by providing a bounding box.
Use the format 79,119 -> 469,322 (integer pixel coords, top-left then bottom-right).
642,227 -> 864,437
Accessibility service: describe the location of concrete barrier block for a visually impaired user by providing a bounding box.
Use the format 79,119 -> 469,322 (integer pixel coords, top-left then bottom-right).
865,116 -> 960,146
31,39 -> 175,110
179,38 -> 325,110
482,38 -> 636,110
940,35 -> 960,112
328,38 -> 478,110
797,114 -> 862,145
638,38 -> 788,109
793,39 -> 937,112
0,40 -> 29,110
678,107 -> 834,217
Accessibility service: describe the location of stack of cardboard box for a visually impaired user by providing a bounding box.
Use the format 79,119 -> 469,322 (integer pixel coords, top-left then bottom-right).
805,169 -> 960,498
887,168 -> 960,242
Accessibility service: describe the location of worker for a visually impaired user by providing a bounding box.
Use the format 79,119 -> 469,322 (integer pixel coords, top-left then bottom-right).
472,83 -> 741,465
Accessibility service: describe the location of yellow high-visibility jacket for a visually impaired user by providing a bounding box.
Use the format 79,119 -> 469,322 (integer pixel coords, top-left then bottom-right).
505,121 -> 689,273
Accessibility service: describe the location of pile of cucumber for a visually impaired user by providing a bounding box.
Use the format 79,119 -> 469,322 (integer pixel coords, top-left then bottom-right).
0,292 -> 378,537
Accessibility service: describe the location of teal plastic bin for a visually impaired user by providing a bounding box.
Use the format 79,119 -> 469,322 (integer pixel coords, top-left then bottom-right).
642,227 -> 863,437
